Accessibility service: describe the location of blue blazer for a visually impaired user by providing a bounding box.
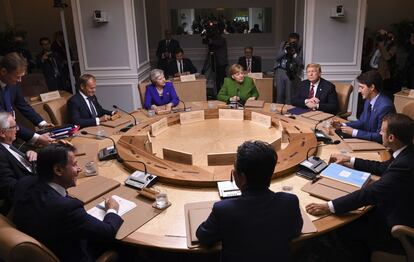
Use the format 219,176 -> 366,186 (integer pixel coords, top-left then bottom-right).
0,84 -> 43,141
196,189 -> 303,262
347,93 -> 395,143
333,146 -> 414,229
12,177 -> 124,262
143,82 -> 179,109
292,78 -> 338,115
67,92 -> 112,128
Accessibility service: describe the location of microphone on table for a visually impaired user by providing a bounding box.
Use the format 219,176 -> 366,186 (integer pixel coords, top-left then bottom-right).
80,130 -> 118,161
118,158 -> 158,189
172,99 -> 191,113
298,140 -> 341,178
112,105 -> 138,132
313,120 -> 333,144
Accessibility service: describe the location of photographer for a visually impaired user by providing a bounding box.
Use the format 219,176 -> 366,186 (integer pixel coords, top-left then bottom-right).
273,33 -> 303,104
36,37 -> 68,92
369,29 -> 397,95
201,21 -> 228,93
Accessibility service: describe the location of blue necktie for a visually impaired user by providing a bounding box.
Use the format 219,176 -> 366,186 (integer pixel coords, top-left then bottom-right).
3,86 -> 13,112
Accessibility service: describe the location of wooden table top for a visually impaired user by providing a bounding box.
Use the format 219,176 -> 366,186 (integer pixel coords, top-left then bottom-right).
71,102 -> 387,251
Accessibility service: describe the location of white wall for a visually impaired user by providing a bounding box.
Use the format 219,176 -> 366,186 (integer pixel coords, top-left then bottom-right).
71,0 -> 148,111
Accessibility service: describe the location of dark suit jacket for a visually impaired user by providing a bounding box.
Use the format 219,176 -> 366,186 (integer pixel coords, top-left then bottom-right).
238,56 -> 262,73
333,146 -> 414,229
67,92 -> 112,128
196,189 -> 303,262
156,39 -> 180,61
0,84 -> 43,141
166,58 -> 197,77
347,93 -> 395,143
292,78 -> 338,114
0,144 -> 33,214
12,176 -> 124,262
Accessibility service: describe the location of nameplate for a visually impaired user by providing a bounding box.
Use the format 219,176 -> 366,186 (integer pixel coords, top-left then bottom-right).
247,72 -> 263,79
180,74 -> 196,82
251,112 -> 271,128
409,89 -> 414,97
150,117 -> 168,136
219,109 -> 244,121
180,110 -> 205,124
40,91 -> 61,102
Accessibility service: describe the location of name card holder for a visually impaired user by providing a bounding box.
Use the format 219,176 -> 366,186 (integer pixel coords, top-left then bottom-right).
150,117 -> 168,136
251,112 -> 271,128
218,109 -> 244,121
40,91 -> 61,102
180,74 -> 196,82
180,110 -> 205,125
247,72 -> 263,79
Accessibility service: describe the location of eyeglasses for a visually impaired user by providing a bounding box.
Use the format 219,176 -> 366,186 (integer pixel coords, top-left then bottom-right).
6,125 -> 19,131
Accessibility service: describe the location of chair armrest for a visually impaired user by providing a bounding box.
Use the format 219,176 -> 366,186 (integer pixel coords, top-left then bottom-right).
96,250 -> 118,262
392,225 -> 414,239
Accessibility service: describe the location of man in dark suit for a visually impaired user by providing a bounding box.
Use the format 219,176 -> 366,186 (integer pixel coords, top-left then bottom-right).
67,74 -> 115,128
307,113 -> 414,260
166,48 -> 197,77
12,143 -> 124,262
197,140 -> 303,262
237,46 -> 262,73
0,112 -> 36,214
292,63 -> 338,114
156,29 -> 181,72
338,70 -> 395,143
0,52 -> 54,145
36,37 -> 68,92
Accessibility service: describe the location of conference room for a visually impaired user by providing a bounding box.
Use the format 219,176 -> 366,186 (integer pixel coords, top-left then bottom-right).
1,1 -> 414,262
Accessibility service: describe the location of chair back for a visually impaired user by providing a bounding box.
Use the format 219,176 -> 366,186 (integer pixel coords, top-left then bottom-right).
20,73 -> 49,97
402,102 -> 414,120
0,214 -> 59,262
333,82 -> 353,117
43,97 -> 69,126
392,225 -> 414,261
138,82 -> 150,107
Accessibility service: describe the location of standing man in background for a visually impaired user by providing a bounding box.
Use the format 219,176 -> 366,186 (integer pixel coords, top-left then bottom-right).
156,29 -> 181,73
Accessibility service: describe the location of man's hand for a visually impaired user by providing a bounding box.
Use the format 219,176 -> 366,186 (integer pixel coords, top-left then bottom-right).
340,125 -> 354,135
99,115 -> 110,122
331,118 -> 342,129
105,197 -> 120,212
305,100 -> 318,110
36,133 -> 54,146
26,150 -> 38,162
329,153 -> 351,165
306,203 -> 331,216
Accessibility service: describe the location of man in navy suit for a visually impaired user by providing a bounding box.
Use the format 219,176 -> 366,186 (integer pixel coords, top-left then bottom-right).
0,112 -> 36,214
0,52 -> 54,145
307,113 -> 414,260
67,74 -> 115,128
339,70 -> 395,143
292,63 -> 338,114
12,143 -> 124,262
156,29 -> 181,72
237,46 -> 262,73
196,140 -> 303,262
166,48 -> 197,77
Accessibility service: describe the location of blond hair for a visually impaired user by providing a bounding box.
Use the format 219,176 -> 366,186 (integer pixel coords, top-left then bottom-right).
306,63 -> 321,73
228,64 -> 244,76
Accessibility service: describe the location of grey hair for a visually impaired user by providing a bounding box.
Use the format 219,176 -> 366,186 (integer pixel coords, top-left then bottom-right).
150,69 -> 164,84
0,112 -> 11,129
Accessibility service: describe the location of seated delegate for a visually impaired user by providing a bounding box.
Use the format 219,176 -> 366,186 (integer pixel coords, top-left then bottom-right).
217,64 -> 259,104
144,69 -> 179,113
67,74 -> 116,128
197,140 -> 303,261
292,63 -> 338,114
334,70 -> 395,143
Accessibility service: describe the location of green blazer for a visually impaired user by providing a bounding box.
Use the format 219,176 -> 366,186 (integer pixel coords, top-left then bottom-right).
217,76 -> 259,103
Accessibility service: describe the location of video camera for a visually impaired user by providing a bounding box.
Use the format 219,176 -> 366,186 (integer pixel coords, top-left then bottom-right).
284,41 -> 298,55
201,20 -> 220,45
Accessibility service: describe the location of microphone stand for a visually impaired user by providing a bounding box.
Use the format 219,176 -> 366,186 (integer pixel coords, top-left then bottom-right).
119,158 -> 157,189
112,105 -> 138,132
80,130 -> 118,161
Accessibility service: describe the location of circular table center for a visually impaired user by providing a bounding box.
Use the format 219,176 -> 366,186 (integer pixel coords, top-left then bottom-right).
151,118 -> 282,166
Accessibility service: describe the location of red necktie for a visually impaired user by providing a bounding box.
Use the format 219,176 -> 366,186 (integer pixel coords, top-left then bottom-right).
308,83 -> 315,99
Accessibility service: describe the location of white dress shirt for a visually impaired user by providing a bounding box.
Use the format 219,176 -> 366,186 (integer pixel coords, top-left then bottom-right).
1,142 -> 33,172
80,91 -> 100,125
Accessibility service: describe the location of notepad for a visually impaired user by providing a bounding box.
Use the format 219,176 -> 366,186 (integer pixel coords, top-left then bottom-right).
87,195 -> 137,221
320,163 -> 371,188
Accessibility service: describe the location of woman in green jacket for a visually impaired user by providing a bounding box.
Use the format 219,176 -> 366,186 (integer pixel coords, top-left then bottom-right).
217,64 -> 259,104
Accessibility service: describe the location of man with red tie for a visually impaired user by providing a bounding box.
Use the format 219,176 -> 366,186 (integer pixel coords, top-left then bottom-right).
292,63 -> 338,114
